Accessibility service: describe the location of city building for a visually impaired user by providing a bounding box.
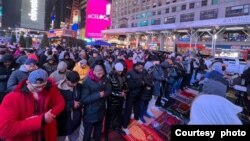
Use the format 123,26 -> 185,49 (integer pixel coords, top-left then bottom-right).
103,0 -> 250,58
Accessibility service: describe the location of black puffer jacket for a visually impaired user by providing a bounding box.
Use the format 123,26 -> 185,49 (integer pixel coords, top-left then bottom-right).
107,71 -> 128,105
57,83 -> 82,136
80,72 -> 111,123
141,69 -> 154,101
126,68 -> 144,97
0,54 -> 16,94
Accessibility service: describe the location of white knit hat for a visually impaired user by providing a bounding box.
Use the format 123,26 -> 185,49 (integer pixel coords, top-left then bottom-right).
114,62 -> 124,71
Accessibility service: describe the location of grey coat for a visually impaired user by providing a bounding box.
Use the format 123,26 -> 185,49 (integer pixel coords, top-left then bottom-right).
7,65 -> 29,92
152,65 -> 166,96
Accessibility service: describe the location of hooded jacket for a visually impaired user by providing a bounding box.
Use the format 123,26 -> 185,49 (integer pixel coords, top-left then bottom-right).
0,79 -> 65,141
57,79 -> 82,136
50,61 -> 68,84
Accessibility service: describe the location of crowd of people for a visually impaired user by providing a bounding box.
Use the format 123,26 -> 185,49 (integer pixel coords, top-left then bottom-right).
0,42 -> 249,141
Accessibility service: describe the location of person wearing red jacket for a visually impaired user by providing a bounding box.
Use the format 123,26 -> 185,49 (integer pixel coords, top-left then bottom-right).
0,69 -> 65,141
124,54 -> 134,72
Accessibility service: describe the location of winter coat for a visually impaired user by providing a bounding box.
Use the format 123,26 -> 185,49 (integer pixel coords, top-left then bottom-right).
7,65 -> 29,92
63,58 -> 75,70
73,63 -> 90,83
152,65 -> 166,96
0,64 -> 16,93
141,69 -> 154,101
16,55 -> 27,65
126,68 -> 144,97
125,59 -> 133,72
0,79 -> 65,141
104,60 -> 113,75
107,71 -> 128,106
50,61 -> 69,84
80,70 -> 111,123
57,81 -> 82,136
43,63 -> 57,75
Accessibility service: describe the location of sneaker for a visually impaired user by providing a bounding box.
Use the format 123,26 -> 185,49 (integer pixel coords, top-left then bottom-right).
147,108 -> 154,116
122,128 -> 130,135
151,105 -> 160,111
144,112 -> 154,119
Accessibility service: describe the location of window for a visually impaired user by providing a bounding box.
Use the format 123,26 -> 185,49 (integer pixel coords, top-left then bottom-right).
152,11 -> 156,16
132,15 -> 135,20
201,0 -> 207,6
181,5 -> 186,10
151,18 -> 161,25
200,9 -> 218,20
189,3 -> 195,9
172,7 -> 176,12
146,5 -> 150,9
165,8 -> 170,13
153,2 -> 157,8
223,31 -> 247,41
164,16 -> 176,24
173,0 -> 177,3
166,0 -> 170,5
212,0 -> 219,5
158,2 -> 162,6
132,23 -> 138,27
158,10 -> 162,15
226,4 -> 249,17
140,20 -> 149,26
180,13 -> 194,22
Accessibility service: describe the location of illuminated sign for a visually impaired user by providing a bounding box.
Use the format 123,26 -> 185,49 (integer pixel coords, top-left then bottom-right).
85,0 -> 111,38
87,14 -> 109,21
21,0 -> 45,30
28,0 -> 38,21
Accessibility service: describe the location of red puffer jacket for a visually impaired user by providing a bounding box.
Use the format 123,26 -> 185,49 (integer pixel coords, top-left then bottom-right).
0,79 -> 65,141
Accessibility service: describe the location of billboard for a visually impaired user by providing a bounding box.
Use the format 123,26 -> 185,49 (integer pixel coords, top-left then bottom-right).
21,0 -> 46,30
85,0 -> 111,38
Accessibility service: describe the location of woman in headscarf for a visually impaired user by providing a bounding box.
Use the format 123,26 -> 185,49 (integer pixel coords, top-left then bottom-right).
189,94 -> 242,125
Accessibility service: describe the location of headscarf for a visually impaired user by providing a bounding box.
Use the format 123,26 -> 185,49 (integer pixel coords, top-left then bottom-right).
189,94 -> 242,125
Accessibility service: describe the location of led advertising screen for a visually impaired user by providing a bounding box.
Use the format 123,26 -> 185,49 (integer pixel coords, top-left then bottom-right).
20,0 -> 46,30
85,0 -> 111,39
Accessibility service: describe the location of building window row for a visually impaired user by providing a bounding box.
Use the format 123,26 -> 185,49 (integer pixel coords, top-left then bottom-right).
151,18 -> 161,25
226,4 -> 249,17
164,16 -> 176,24
128,4 -> 249,27
200,9 -> 218,20
180,13 -> 194,22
